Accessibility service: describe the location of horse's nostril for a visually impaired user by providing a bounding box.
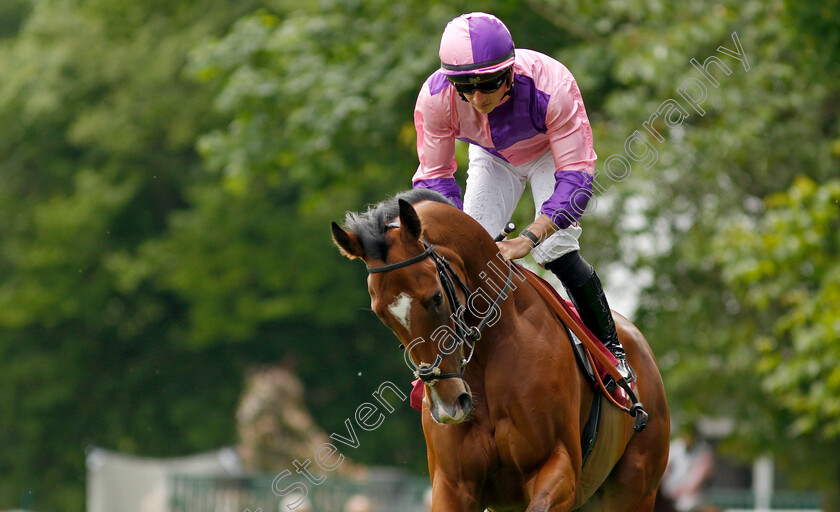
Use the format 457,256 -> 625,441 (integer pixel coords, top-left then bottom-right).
457,392 -> 472,413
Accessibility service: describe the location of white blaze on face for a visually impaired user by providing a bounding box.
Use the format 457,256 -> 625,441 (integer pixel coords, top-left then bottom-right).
387,292 -> 413,332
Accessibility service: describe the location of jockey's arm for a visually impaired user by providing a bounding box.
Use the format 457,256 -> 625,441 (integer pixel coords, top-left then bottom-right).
412,83 -> 464,208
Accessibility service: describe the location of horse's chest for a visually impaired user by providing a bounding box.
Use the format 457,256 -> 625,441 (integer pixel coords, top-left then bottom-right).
493,417 -> 554,470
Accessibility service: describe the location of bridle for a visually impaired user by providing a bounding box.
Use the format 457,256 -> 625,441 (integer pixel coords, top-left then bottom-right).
367,239 -> 515,385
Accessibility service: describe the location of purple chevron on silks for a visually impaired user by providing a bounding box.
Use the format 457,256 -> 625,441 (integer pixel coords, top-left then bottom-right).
487,74 -> 550,151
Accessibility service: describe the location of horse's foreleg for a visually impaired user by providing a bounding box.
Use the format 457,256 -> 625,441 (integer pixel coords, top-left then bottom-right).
525,447 -> 578,512
431,473 -> 482,512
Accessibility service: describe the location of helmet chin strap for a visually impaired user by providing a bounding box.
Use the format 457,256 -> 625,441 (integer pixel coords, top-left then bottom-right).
503,70 -> 515,97
502,77 -> 514,98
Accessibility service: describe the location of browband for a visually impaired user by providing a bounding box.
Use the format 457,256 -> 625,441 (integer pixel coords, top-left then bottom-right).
367,243 -> 435,274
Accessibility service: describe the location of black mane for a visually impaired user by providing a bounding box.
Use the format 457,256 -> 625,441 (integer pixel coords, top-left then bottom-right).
344,188 -> 454,261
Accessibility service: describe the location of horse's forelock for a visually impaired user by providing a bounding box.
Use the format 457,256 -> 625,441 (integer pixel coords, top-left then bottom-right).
343,189 -> 454,261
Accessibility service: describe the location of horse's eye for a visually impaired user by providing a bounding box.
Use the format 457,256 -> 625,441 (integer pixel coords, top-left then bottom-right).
431,292 -> 444,310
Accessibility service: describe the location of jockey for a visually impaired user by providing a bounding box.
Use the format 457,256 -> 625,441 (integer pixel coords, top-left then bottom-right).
412,12 -> 634,384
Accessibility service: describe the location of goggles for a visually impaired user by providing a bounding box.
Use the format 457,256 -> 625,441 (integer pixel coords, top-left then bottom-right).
447,69 -> 511,95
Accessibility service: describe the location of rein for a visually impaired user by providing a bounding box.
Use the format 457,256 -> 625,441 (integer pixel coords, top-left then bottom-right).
366,239 -> 514,385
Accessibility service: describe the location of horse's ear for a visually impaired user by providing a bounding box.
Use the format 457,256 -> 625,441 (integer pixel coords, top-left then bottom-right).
398,199 -> 422,240
331,222 -> 365,260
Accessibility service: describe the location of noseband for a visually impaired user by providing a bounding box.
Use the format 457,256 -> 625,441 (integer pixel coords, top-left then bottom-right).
367,239 -> 514,385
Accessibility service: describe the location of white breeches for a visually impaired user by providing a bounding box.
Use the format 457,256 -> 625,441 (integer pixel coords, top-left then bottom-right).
463,145 -> 582,266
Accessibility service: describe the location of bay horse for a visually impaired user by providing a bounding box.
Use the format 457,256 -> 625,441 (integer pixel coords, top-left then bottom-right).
331,189 -> 669,512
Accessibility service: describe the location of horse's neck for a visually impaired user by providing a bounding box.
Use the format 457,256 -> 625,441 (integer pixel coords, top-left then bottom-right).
424,217 -> 569,369
460,248 -> 566,372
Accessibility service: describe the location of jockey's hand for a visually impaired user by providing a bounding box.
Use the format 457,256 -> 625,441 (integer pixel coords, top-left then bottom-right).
496,236 -> 532,260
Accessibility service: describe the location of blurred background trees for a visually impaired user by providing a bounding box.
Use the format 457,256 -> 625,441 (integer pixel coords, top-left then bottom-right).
0,0 -> 837,510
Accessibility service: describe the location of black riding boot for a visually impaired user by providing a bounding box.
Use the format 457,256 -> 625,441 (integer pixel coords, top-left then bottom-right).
545,252 -> 634,387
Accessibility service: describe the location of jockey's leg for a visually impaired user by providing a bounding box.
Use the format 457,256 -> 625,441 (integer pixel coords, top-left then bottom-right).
545,251 -> 635,385
463,144 -> 526,238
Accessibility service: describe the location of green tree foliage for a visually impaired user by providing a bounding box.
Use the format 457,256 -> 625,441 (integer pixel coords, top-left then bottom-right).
1,0 -> 839,509
545,0 -> 840,494
0,0 -> 458,509
714,177 -> 840,486
153,0 -> 455,340
128,0 -> 462,480
0,0 -> 265,508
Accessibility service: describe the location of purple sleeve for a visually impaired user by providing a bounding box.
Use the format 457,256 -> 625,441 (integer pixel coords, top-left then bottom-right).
413,177 -> 464,210
540,170 -> 593,229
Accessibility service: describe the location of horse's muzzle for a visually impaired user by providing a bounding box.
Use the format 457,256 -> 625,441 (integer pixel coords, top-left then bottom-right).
430,385 -> 473,424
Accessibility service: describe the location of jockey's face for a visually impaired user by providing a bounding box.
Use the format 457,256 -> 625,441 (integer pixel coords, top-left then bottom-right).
463,85 -> 510,114
449,69 -> 512,115
461,75 -> 511,114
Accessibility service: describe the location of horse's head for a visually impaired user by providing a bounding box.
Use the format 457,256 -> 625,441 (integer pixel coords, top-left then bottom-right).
331,190 -> 475,424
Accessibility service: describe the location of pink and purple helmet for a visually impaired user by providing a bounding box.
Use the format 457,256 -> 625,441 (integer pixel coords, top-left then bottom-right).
439,12 -> 515,77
